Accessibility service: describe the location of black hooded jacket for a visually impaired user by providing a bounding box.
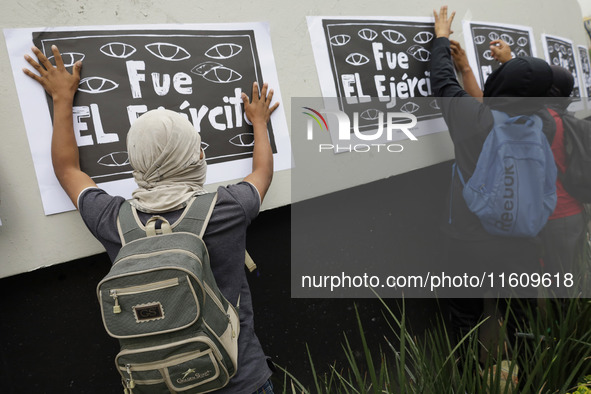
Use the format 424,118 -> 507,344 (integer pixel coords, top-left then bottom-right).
430,37 -> 553,240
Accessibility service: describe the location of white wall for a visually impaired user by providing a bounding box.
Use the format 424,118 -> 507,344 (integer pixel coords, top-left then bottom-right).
0,0 -> 587,277
579,0 -> 591,16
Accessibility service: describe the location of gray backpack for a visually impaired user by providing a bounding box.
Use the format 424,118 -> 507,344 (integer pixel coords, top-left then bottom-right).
96,193 -> 239,393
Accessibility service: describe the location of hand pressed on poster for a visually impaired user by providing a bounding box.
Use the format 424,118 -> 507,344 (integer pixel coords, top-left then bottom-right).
4,23 -> 291,215
23,45 -> 97,208
242,81 -> 279,127
241,81 -> 279,202
23,45 -> 81,101
433,5 -> 456,39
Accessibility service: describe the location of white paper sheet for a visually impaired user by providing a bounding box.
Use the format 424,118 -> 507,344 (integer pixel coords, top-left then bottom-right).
4,22 -> 291,215
462,20 -> 536,90
307,16 -> 447,150
541,33 -> 584,110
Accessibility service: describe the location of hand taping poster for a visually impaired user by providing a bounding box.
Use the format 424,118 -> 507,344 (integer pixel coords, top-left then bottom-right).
462,21 -> 536,89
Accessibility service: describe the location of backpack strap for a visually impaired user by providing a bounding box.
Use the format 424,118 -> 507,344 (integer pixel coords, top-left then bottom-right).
245,250 -> 257,272
116,201 -> 147,246
490,109 -> 508,125
145,216 -> 172,237
117,193 -> 256,271
173,193 -> 218,237
177,194 -> 258,272
538,108 -> 558,144
491,109 -> 543,130
448,162 -> 466,225
116,193 -> 217,245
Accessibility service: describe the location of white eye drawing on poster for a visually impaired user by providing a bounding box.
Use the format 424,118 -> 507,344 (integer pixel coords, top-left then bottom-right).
4,23 -> 290,215
307,16 -> 446,152
462,21 -> 536,89
541,34 -> 582,99
577,45 -> 591,98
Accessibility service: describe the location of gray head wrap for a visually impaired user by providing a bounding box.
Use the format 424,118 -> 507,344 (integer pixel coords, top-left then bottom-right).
127,109 -> 207,213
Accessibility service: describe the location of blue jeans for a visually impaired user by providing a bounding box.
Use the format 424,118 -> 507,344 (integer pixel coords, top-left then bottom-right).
253,379 -> 274,394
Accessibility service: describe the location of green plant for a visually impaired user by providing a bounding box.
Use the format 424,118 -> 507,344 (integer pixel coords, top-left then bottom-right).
278,297 -> 591,394
513,298 -> 591,393
566,375 -> 591,394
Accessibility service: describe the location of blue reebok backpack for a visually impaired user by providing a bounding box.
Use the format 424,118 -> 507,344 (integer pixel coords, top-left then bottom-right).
456,110 -> 557,237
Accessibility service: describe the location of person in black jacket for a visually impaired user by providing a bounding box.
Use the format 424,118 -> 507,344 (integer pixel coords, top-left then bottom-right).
539,66 -> 587,287
431,6 -> 553,358
450,34 -> 587,291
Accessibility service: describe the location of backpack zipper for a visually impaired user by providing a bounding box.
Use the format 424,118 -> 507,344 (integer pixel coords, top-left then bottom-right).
449,163 -> 456,224
117,336 -> 228,381
109,277 -> 180,314
203,282 -> 236,338
119,346 -> 226,391
114,247 -> 203,268
105,250 -> 207,313
227,314 -> 236,339
125,364 -> 135,390
120,348 -> 217,372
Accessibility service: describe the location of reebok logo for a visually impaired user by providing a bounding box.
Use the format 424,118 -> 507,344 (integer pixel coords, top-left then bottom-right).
494,163 -> 516,232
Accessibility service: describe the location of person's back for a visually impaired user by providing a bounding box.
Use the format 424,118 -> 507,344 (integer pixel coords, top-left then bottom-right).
430,8 -> 551,370
539,65 -> 586,286
23,45 -> 279,393
79,173 -> 272,393
444,33 -> 585,284
430,32 -> 554,241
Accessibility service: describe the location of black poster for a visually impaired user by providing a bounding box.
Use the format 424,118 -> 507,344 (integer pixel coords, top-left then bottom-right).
320,19 -> 440,133
33,29 -> 276,184
578,45 -> 591,98
543,35 -> 581,98
466,22 -> 534,88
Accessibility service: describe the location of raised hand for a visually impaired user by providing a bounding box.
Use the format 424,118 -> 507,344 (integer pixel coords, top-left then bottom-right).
23,45 -> 81,102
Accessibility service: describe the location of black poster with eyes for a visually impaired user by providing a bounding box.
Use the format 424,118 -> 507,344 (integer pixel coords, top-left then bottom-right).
578,45 -> 591,98
542,34 -> 581,98
33,29 -> 276,184
320,19 -> 441,132
465,22 -> 535,88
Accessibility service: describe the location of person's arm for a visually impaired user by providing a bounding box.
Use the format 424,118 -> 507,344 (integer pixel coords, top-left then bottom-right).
23,45 -> 96,209
431,6 -> 494,141
450,39 -> 483,100
431,5 -> 466,98
241,82 -> 279,203
490,39 -> 512,64
433,5 -> 455,39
